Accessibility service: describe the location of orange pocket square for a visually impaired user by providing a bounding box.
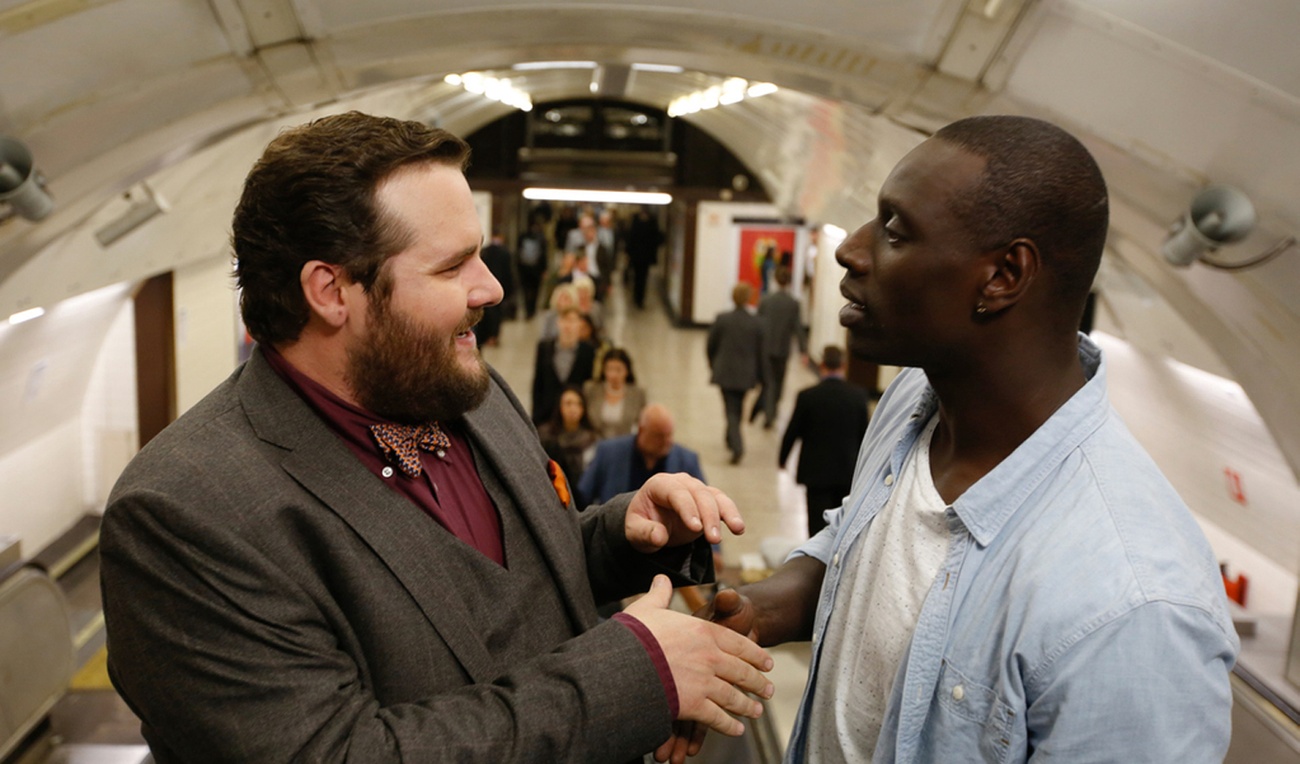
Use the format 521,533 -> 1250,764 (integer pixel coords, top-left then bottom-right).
547,459 -> 571,508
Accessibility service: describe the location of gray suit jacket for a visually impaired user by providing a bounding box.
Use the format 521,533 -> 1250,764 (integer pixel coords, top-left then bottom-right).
101,349 -> 707,763
757,290 -> 807,360
706,307 -> 764,391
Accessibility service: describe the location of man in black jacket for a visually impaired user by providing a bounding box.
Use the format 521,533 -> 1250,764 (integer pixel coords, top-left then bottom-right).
779,345 -> 870,536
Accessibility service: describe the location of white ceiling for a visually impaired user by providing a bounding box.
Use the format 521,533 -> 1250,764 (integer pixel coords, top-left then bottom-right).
0,0 -> 1297,474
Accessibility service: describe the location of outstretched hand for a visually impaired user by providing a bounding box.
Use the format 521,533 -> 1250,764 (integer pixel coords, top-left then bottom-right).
623,576 -> 773,760
625,473 -> 745,553
652,587 -> 765,763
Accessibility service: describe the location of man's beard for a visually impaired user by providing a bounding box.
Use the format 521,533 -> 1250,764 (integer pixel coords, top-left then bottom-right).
346,299 -> 490,424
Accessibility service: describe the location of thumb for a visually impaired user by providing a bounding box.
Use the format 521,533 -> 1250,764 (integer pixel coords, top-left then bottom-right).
711,588 -> 744,620
641,574 -> 673,609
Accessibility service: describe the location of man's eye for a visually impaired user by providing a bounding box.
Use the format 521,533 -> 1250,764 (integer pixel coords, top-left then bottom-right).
882,214 -> 904,244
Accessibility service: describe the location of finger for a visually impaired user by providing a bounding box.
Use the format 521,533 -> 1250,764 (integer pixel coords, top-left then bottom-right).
630,574 -> 672,611
698,702 -> 745,737
663,481 -> 704,534
714,625 -> 775,672
708,678 -> 765,720
711,588 -> 744,620
654,736 -> 673,763
669,726 -> 693,764
712,489 -> 745,536
689,486 -> 722,543
629,514 -> 668,551
687,723 -> 708,756
711,657 -> 774,701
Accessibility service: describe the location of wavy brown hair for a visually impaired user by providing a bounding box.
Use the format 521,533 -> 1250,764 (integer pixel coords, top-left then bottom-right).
233,111 -> 470,345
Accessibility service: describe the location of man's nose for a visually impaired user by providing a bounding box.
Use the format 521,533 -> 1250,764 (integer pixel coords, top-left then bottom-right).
470,257 -> 504,307
835,223 -> 874,271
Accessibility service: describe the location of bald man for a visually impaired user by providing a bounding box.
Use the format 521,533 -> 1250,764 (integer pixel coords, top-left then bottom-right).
579,404 -> 706,505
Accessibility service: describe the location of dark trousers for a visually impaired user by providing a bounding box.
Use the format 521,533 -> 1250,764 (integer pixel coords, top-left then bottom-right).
518,263 -> 544,319
749,354 -> 790,425
805,485 -> 850,537
722,389 -> 747,459
630,257 -> 653,308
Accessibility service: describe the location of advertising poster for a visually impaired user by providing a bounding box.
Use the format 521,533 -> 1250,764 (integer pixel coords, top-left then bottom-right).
737,225 -> 798,304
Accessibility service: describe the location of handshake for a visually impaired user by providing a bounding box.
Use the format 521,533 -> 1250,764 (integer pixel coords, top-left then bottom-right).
623,575 -> 771,764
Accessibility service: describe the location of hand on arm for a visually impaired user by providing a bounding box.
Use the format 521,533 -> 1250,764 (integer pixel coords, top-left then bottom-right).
624,473 -> 744,553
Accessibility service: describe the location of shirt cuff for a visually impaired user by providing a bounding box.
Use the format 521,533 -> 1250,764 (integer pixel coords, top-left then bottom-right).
611,611 -> 679,719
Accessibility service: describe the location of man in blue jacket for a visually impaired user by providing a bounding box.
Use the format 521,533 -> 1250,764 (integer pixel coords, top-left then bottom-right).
580,404 -> 705,504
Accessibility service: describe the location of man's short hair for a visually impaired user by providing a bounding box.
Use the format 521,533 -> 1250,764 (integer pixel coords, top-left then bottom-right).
732,282 -> 752,308
821,345 -> 844,371
933,115 -> 1108,308
234,111 -> 470,345
775,265 -> 792,287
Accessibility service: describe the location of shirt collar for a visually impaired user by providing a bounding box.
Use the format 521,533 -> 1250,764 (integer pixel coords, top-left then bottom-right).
912,335 -> 1110,546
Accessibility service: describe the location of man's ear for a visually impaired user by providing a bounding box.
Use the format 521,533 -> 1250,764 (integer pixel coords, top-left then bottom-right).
300,261 -> 357,329
978,238 -> 1039,314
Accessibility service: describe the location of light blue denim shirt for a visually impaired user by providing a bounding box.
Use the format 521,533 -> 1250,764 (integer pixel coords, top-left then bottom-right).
787,336 -> 1239,763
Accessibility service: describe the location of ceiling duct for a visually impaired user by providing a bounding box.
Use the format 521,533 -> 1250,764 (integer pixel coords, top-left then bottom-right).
592,64 -> 633,99
94,183 -> 168,248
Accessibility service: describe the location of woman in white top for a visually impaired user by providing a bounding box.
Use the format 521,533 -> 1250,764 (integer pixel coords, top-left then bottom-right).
582,347 -> 647,439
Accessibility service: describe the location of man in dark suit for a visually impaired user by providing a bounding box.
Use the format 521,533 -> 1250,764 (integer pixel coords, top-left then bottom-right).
576,213 -> 615,302
99,112 -> 773,764
707,282 -> 764,465
749,265 -> 808,429
472,233 -> 513,346
778,346 -> 870,536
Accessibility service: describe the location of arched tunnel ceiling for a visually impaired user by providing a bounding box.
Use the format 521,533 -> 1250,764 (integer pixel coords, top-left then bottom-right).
0,0 -> 1298,477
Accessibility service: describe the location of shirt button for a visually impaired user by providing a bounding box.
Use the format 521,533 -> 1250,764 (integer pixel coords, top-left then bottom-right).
952,685 -> 965,702
884,474 -> 895,486
381,466 -> 394,478
832,553 -> 840,567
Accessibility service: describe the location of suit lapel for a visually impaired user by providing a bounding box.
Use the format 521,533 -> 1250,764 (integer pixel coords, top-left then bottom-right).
239,351 -> 498,683
463,372 -> 595,631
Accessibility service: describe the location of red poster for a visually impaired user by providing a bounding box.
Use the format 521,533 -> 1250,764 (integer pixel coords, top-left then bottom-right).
738,226 -> 798,304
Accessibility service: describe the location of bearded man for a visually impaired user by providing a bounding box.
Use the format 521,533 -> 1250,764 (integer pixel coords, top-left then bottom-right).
100,112 -> 772,764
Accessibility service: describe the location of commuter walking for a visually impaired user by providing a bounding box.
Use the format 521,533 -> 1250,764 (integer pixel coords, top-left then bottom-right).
750,264 -> 808,428
707,282 -> 764,464
779,346 -> 869,536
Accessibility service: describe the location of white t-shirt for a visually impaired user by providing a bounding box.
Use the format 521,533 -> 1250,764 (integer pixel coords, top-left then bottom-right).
806,415 -> 950,764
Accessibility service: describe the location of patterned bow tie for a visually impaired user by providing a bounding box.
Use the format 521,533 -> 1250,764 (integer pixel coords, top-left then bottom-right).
369,422 -> 451,478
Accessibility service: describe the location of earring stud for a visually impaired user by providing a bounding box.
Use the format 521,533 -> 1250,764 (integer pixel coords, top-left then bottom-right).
975,303 -> 988,315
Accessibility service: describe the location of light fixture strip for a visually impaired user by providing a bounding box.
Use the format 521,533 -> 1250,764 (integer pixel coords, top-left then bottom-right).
667,79 -> 778,117
444,73 -> 532,112
8,307 -> 44,325
523,188 -> 672,205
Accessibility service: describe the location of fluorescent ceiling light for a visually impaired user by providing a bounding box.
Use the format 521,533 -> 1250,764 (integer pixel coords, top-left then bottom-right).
8,307 -> 44,325
444,72 -> 532,111
523,188 -> 673,205
667,79 -> 778,117
632,63 -> 684,74
512,61 -> 598,71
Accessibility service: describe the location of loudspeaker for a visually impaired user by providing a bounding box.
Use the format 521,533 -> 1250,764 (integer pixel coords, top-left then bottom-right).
0,137 -> 54,222
1161,185 -> 1255,267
